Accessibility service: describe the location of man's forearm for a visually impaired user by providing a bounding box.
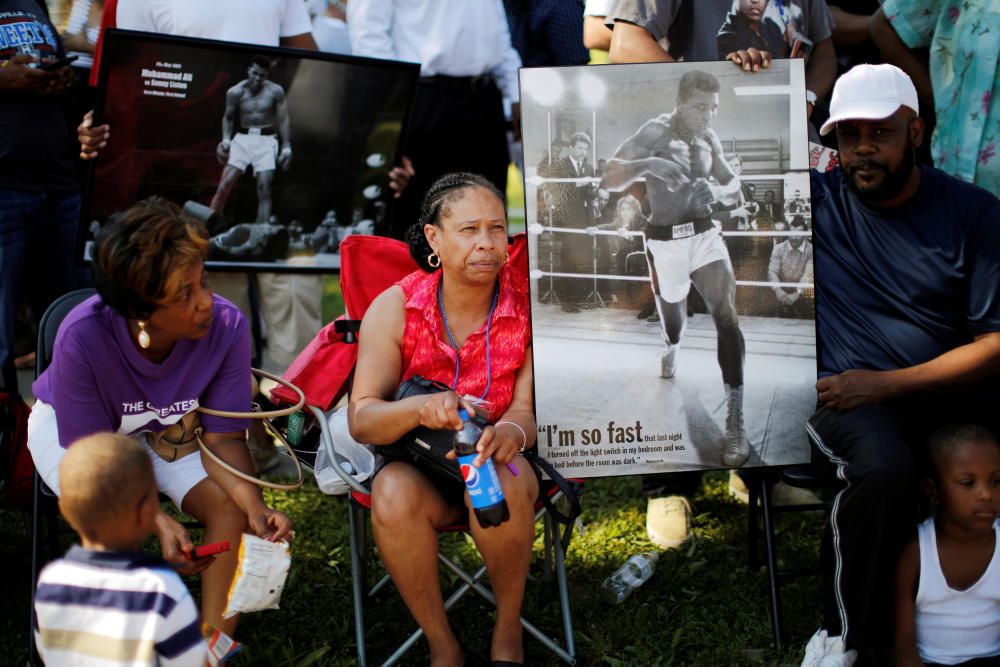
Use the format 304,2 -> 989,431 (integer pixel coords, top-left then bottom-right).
828,7 -> 873,49
709,178 -> 742,208
804,38 -> 837,101
609,21 -> 673,64
279,113 -> 292,150
221,114 -> 234,142
583,15 -> 612,51
870,8 -> 933,103
601,157 -> 652,191
884,333 -> 1000,398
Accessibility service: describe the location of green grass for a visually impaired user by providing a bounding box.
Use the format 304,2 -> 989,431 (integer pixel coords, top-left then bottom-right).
1,472 -> 824,666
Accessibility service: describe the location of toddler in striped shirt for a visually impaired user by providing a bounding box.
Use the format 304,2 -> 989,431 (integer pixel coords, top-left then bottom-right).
34,432 -> 207,666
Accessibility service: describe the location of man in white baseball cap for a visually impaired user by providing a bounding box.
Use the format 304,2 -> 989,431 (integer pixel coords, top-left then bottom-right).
802,63 -> 1000,665
819,63 -> 919,137
820,63 -> 924,207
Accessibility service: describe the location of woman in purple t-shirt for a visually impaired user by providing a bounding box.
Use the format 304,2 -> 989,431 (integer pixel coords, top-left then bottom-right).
27,198 -> 292,636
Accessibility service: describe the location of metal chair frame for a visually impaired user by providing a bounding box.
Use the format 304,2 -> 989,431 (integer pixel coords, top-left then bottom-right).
27,288 -> 97,665
745,462 -> 829,651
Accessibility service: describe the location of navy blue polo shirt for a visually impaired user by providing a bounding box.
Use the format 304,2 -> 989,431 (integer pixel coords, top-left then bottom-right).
811,165 -> 1000,378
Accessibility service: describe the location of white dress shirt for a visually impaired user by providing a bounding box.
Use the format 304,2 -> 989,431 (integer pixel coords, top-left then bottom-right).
347,0 -> 522,102
584,0 -> 615,17
116,0 -> 313,46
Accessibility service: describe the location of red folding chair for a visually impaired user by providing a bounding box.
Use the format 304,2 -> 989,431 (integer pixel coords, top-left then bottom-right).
278,234 -> 581,666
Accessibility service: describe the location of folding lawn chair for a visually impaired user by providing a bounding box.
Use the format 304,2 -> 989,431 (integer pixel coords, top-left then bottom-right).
275,234 -> 582,666
27,288 -> 97,665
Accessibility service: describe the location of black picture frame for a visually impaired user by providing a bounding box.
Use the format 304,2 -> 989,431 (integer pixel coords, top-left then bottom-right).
80,29 -> 420,273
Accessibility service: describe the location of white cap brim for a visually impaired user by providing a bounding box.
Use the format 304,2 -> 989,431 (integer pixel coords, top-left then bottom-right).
819,101 -> 906,136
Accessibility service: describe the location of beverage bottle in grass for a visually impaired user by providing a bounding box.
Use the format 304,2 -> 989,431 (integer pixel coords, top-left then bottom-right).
453,408 -> 509,527
601,551 -> 659,604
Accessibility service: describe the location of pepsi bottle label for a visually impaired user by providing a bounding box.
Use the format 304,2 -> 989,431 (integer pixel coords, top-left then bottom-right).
457,454 -> 505,509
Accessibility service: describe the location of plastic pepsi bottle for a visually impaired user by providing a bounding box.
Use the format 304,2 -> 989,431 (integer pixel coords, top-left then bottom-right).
454,408 -> 510,527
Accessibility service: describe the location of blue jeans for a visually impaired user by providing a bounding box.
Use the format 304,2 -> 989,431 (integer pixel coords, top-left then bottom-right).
0,188 -> 84,394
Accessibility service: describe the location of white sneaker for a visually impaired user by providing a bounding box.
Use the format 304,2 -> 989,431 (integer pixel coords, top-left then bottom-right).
772,481 -> 822,507
722,384 -> 750,467
800,629 -> 857,667
660,343 -> 677,379
728,470 -> 750,503
646,495 -> 692,549
728,472 -> 822,507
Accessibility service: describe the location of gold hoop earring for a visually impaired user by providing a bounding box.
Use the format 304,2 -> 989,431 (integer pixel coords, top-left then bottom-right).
136,321 -> 151,349
427,253 -> 441,268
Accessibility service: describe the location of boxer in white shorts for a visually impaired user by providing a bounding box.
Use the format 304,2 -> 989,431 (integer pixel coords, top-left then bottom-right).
602,69 -> 751,466
227,130 -> 279,174
210,55 -> 293,224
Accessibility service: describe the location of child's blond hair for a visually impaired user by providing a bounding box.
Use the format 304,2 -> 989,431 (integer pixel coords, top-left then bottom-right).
58,433 -> 155,540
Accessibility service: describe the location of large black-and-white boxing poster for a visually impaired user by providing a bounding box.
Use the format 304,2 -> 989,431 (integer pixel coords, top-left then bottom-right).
520,60 -> 815,478
80,30 -> 419,272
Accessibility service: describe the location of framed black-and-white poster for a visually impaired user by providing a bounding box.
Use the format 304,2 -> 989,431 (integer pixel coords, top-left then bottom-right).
520,59 -> 815,477
81,29 -> 419,272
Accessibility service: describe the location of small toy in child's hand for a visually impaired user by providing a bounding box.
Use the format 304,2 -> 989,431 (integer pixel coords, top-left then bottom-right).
203,625 -> 242,665
186,540 -> 230,560
222,534 -> 291,618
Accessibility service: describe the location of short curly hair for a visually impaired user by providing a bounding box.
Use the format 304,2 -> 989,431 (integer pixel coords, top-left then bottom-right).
926,424 -> 999,477
405,172 -> 505,272
92,197 -> 209,319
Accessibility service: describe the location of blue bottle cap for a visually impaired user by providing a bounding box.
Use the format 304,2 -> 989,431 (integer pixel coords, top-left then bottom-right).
457,408 -> 470,421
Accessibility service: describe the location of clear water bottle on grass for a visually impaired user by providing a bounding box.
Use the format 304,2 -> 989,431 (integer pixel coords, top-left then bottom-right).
601,551 -> 659,604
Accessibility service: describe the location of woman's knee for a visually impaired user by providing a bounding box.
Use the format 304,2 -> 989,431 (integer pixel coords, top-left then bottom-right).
370,465 -> 429,528
184,481 -> 247,533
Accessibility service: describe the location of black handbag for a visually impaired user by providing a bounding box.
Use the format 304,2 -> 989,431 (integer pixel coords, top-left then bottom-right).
384,375 -> 582,526
380,375 -> 488,483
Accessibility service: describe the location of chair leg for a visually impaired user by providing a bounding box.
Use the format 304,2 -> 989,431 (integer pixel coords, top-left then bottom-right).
543,510 -> 554,582
348,500 -> 368,667
747,471 -> 760,570
760,478 -> 783,651
549,513 -> 576,663
246,278 -> 264,368
29,471 -> 42,666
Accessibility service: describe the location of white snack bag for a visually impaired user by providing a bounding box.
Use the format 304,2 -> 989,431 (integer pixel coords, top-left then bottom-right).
222,534 -> 291,618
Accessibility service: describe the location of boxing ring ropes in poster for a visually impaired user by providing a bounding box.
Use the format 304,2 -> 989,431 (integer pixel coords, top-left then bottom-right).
519,59 -> 815,478
80,29 -> 419,273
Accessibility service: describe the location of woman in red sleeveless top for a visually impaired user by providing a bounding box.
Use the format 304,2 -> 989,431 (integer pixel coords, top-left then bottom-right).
349,173 -> 537,666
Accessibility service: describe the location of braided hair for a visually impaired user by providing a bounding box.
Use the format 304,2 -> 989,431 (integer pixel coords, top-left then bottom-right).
406,172 -> 505,272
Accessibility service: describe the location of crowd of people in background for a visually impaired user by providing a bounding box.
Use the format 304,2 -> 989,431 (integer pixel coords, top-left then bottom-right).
2,1 -> 998,666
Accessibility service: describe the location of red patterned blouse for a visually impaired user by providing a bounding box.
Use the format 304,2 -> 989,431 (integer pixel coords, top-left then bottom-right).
397,265 -> 531,421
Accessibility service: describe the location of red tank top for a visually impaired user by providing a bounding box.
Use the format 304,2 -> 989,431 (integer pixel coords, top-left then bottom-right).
397,265 -> 530,421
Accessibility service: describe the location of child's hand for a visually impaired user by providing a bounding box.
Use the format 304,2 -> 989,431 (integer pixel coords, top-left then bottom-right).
249,508 -> 293,542
155,511 -> 214,575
